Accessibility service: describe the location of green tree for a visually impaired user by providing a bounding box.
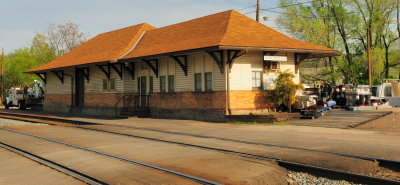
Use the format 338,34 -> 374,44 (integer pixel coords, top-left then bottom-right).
2,22 -> 87,97
269,71 -> 303,113
277,0 -> 400,84
3,34 -> 57,97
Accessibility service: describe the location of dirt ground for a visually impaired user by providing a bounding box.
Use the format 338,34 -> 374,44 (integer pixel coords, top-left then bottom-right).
0,147 -> 84,185
0,126 -> 288,185
288,110 -> 392,128
51,113 -> 400,161
1,108 -> 400,184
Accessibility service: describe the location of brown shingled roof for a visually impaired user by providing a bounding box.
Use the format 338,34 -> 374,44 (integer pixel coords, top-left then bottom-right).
123,10 -> 338,59
28,23 -> 155,72
29,10 -> 339,73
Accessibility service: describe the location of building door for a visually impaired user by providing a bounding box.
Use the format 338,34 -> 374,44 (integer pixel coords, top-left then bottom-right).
140,76 -> 147,108
75,69 -> 85,107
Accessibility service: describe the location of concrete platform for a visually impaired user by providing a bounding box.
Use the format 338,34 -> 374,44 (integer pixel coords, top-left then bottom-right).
288,110 -> 393,128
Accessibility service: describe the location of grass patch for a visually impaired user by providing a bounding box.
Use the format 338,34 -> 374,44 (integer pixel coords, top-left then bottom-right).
269,122 -> 290,125
230,121 -> 259,125
230,121 -> 291,125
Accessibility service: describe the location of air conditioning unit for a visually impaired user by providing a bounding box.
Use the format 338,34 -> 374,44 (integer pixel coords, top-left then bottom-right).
263,55 -> 286,72
263,60 -> 280,71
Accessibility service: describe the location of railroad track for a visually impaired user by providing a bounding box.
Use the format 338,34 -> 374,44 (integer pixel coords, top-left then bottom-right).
0,111 -> 399,171
0,141 -> 109,185
1,112 -> 400,185
0,127 -> 220,185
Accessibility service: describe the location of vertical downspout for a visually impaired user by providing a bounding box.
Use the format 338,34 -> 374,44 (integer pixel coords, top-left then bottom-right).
226,52 -> 232,116
121,65 -> 125,113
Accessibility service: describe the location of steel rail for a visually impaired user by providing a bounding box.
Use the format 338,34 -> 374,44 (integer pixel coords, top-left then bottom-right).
2,126 -> 400,185
0,141 -> 109,185
0,127 -> 221,185
0,111 -> 399,172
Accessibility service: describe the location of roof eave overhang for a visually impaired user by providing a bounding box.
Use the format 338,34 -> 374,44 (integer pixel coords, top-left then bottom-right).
27,45 -> 340,73
119,46 -> 220,63
218,45 -> 341,57
26,60 -> 110,74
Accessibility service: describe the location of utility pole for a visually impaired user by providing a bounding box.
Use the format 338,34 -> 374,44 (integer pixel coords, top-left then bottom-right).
1,48 -> 4,102
256,0 -> 261,22
367,28 -> 372,87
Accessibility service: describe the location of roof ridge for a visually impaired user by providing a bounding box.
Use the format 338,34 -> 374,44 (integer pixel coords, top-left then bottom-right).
114,31 -> 147,62
99,23 -> 152,35
111,24 -> 154,61
217,10 -> 235,45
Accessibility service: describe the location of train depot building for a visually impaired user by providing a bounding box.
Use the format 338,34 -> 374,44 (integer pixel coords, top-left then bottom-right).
28,10 -> 339,122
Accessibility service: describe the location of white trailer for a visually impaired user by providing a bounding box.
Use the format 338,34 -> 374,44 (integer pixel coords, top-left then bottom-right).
371,81 -> 400,107
4,80 -> 45,109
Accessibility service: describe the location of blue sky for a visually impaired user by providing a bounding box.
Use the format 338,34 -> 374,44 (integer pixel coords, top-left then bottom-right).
0,0 -> 282,53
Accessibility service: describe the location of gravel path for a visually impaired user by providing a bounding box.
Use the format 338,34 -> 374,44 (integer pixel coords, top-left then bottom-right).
287,171 -> 363,185
0,118 -> 45,126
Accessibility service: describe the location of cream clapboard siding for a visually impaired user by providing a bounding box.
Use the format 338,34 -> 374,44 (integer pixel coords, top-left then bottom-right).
230,51 -> 262,90
46,51 -> 298,95
85,66 -> 123,93
45,69 -> 74,94
132,61 -> 159,93
230,51 -> 299,91
278,52 -> 300,83
122,63 -> 137,93
175,55 -> 193,91
211,54 -> 226,91
132,52 -> 225,93
192,52 -> 226,91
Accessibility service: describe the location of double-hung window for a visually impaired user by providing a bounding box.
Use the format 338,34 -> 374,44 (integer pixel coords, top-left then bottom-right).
102,78 -> 116,91
204,72 -> 212,91
102,79 -> 108,91
194,73 -> 202,91
168,75 -> 175,92
110,78 -> 116,90
149,76 -> 153,93
159,76 -> 166,92
252,71 -> 262,90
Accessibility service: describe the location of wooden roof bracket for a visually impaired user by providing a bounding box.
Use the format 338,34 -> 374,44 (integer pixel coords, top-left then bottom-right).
81,67 -> 90,82
295,53 -> 310,74
170,55 -> 188,76
143,59 -> 159,78
206,50 -> 224,73
111,63 -> 123,80
35,73 -> 47,84
52,70 -> 64,84
97,64 -> 111,80
227,50 -> 246,70
123,63 -> 135,80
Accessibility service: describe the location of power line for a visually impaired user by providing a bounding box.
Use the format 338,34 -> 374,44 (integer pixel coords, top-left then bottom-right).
245,0 -> 314,15
237,4 -> 256,12
264,9 -> 359,19
261,0 -> 315,11
244,10 -> 256,15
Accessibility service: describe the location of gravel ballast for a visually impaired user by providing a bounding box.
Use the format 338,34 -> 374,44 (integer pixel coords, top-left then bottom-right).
0,118 -> 45,126
287,171 -> 362,185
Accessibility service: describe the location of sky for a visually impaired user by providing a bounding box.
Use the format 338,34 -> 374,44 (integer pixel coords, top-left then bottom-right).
0,0 -> 283,53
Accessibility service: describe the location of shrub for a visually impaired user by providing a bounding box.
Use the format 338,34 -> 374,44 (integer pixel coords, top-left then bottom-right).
269,71 -> 303,112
